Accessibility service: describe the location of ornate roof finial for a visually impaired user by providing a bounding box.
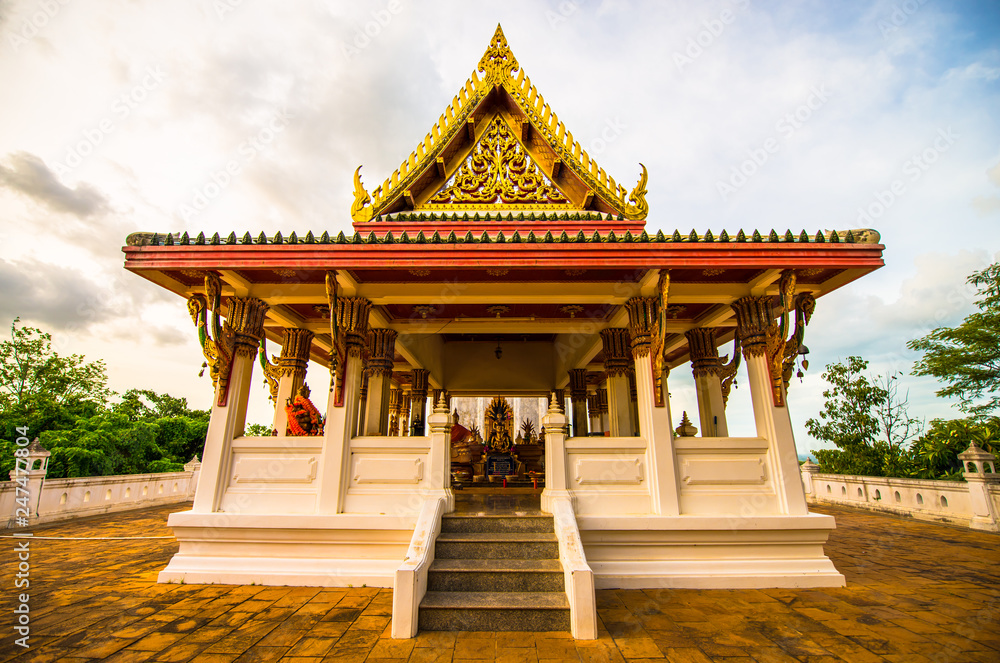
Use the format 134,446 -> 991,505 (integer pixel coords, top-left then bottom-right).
478,24 -> 519,86
351,166 -> 372,223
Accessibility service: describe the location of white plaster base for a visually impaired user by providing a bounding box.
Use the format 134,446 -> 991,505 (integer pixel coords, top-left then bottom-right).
578,512 -> 844,589
157,510 -> 415,587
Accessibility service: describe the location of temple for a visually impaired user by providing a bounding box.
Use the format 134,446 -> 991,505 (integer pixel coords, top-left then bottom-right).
123,26 -> 884,638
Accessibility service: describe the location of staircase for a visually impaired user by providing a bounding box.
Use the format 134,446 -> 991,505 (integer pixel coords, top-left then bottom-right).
418,510 -> 570,631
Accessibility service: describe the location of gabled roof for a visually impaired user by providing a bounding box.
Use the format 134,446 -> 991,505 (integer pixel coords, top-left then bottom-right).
351,25 -> 649,229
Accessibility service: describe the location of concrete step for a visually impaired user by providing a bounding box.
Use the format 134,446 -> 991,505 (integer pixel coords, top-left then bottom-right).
434,532 -> 559,560
428,559 -> 564,592
441,514 -> 554,534
419,591 -> 570,632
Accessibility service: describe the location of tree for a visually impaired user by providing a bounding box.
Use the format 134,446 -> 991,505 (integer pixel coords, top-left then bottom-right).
113,388 -> 205,422
908,263 -> 1000,418
806,356 -> 923,477
909,416 -> 998,481
0,317 -> 113,427
0,318 -> 209,479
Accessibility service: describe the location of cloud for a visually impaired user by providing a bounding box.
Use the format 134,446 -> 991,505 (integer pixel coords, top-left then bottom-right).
0,152 -> 108,217
972,195 -> 1000,215
0,257 -> 115,332
972,160 -> 1000,215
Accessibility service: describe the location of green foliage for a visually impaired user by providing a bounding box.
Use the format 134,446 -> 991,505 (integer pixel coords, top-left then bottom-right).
807,356 -> 922,477
0,318 -> 209,479
908,417 -> 998,481
908,263 -> 1000,417
0,318 -> 112,409
245,422 -> 274,437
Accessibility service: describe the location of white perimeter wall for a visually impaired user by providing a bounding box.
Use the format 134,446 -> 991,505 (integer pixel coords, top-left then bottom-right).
1,468 -> 198,529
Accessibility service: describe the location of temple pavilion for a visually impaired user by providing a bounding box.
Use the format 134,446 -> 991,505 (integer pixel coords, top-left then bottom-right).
123,26 -> 884,638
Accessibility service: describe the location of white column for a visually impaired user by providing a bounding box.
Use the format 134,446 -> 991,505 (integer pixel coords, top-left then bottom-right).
744,353 -> 807,515
192,297 -> 268,513
587,390 -> 601,436
693,372 -> 729,438
733,295 -> 808,517
363,328 -> 398,436
602,328 -> 635,437
316,296 -> 371,514
568,368 -> 589,439
540,394 -> 570,513
606,374 -> 632,436
626,296 -> 680,516
317,352 -> 363,514
426,395 -> 455,512
686,327 -> 729,438
634,352 -> 680,516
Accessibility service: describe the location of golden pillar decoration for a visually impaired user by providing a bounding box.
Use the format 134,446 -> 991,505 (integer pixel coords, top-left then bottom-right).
339,297 -> 372,358
409,368 -> 430,436
399,389 -> 412,437
388,387 -> 401,437
259,328 -> 314,403
781,292 -> 816,388
719,336 -> 742,406
600,328 -> 632,377
731,271 -> 815,407
731,295 -> 773,359
568,368 -> 589,439
568,369 -> 588,399
366,329 -> 398,378
187,273 -> 269,407
651,271 -> 670,407
625,296 -> 658,358
685,327 -> 733,436
601,328 -> 635,436
685,327 -> 722,378
363,328 -> 398,436
411,369 -> 430,399
227,297 -> 270,359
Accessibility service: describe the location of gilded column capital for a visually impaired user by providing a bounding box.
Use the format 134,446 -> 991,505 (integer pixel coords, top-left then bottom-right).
624,296 -> 658,358
337,297 -> 372,357
600,328 -> 632,377
259,328 -> 312,403
411,368 -> 430,399
685,327 -> 723,378
596,388 -> 609,415
278,328 -> 314,375
227,297 -> 270,358
730,296 -> 774,359
366,328 -> 398,378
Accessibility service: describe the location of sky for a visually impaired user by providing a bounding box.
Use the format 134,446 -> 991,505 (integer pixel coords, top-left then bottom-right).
0,0 -> 998,453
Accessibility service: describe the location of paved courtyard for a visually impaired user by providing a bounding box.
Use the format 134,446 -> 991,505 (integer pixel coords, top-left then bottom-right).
1,502 -> 997,662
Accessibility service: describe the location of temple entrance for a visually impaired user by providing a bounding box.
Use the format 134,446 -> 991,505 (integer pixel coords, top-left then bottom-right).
450,395 -> 546,491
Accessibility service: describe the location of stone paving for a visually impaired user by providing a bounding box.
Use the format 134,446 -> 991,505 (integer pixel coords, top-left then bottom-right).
0,502 -> 998,662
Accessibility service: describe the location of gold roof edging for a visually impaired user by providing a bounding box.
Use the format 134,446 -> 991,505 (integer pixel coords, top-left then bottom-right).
351,24 -> 648,224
